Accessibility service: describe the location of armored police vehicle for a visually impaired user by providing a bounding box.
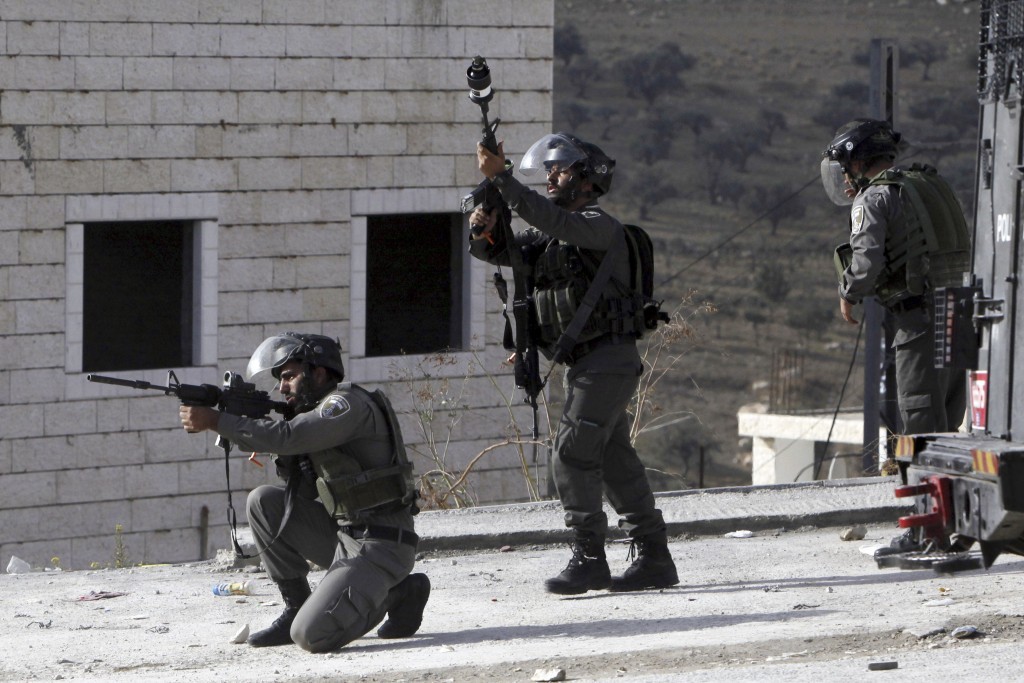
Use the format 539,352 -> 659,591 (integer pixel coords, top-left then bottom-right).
884,0 -> 1024,572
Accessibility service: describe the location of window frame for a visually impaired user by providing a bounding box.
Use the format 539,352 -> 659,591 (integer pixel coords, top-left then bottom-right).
65,193 -> 219,400
363,211 -> 464,358
349,189 -> 487,382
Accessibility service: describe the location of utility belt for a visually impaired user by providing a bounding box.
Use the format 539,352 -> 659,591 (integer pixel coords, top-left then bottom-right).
340,524 -> 419,548
887,294 -> 927,314
565,333 -> 633,366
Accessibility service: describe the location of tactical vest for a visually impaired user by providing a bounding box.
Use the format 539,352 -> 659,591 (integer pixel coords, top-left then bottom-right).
533,240 -> 644,351
313,385 -> 419,523
834,163 -> 970,307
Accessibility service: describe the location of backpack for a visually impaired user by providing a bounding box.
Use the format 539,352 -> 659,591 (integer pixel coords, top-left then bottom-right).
623,224 -> 670,335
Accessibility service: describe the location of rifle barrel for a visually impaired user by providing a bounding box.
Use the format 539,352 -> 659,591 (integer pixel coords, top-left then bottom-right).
86,374 -> 171,392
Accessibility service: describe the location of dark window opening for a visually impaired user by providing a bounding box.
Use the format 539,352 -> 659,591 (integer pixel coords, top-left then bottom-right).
366,213 -> 463,356
82,221 -> 195,372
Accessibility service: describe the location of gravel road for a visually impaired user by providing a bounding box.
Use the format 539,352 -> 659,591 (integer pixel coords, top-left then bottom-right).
3,523 -> 1024,682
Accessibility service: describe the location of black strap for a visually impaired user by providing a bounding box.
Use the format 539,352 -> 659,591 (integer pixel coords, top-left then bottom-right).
486,188 -> 544,418
222,437 -> 255,559
551,226 -> 628,365
227,450 -> 303,561
493,271 -> 515,350
226,463 -> 248,557
503,225 -> 543,404
277,465 -> 302,535
355,525 -> 419,547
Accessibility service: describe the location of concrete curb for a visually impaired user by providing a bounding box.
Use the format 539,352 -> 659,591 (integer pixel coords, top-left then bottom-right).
414,476 -> 911,552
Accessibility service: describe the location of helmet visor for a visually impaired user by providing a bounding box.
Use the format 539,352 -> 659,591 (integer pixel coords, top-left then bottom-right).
820,158 -> 854,206
520,133 -> 588,176
245,335 -> 302,389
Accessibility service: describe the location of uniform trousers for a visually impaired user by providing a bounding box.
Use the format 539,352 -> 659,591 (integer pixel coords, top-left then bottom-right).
552,363 -> 667,541
892,305 -> 968,434
246,484 -> 415,653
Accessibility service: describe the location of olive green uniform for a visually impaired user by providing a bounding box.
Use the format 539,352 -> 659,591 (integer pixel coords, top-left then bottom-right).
216,385 -> 417,653
469,172 -> 667,541
840,178 -> 967,433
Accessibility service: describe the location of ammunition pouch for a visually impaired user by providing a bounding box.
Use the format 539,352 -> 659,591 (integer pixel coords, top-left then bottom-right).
316,463 -> 415,521
595,295 -> 645,337
313,386 -> 418,523
534,241 -> 643,351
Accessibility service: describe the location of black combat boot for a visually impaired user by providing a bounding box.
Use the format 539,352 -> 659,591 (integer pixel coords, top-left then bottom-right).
544,535 -> 611,595
873,528 -> 922,559
376,573 -> 431,639
247,577 -> 311,648
609,535 -> 679,592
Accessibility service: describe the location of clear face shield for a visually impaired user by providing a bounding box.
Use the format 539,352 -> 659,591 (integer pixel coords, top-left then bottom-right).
245,335 -> 303,393
820,157 -> 854,206
520,133 -> 589,177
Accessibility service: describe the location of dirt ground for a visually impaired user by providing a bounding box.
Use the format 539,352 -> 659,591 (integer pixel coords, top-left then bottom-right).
3,524 -> 1024,682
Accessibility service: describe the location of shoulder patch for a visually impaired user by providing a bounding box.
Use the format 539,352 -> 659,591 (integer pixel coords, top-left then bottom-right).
319,395 -> 351,419
851,204 -> 865,234
580,210 -> 602,219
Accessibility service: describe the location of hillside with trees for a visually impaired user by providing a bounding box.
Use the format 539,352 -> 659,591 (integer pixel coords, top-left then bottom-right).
550,0 -> 979,488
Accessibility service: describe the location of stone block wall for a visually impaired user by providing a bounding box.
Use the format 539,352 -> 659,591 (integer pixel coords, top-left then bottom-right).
0,0 -> 553,570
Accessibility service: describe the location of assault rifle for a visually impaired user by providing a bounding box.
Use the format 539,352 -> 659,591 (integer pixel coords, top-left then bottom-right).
87,370 -> 289,557
460,55 -> 545,440
87,370 -> 289,423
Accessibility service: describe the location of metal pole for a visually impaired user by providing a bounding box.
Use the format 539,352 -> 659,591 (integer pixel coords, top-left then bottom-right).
698,445 -> 705,489
863,39 -> 899,473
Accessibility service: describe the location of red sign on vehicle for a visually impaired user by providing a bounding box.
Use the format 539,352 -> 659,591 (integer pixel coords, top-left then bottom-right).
970,370 -> 988,429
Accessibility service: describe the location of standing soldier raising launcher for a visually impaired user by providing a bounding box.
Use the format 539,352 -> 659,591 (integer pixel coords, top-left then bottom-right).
470,133 -> 679,595
179,332 -> 429,652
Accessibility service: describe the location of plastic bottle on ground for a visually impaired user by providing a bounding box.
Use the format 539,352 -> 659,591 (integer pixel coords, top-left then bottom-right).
6,556 -> 31,574
212,580 -> 252,596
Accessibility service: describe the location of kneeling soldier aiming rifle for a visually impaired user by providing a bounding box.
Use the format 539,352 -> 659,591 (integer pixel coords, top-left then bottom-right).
96,333 -> 429,652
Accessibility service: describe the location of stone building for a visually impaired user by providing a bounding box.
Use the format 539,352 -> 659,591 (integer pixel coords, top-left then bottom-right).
0,0 -> 553,570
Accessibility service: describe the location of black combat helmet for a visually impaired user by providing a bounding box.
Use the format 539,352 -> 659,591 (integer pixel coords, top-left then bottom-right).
520,132 -> 616,196
824,119 -> 902,168
820,119 -> 902,205
246,332 -> 345,385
